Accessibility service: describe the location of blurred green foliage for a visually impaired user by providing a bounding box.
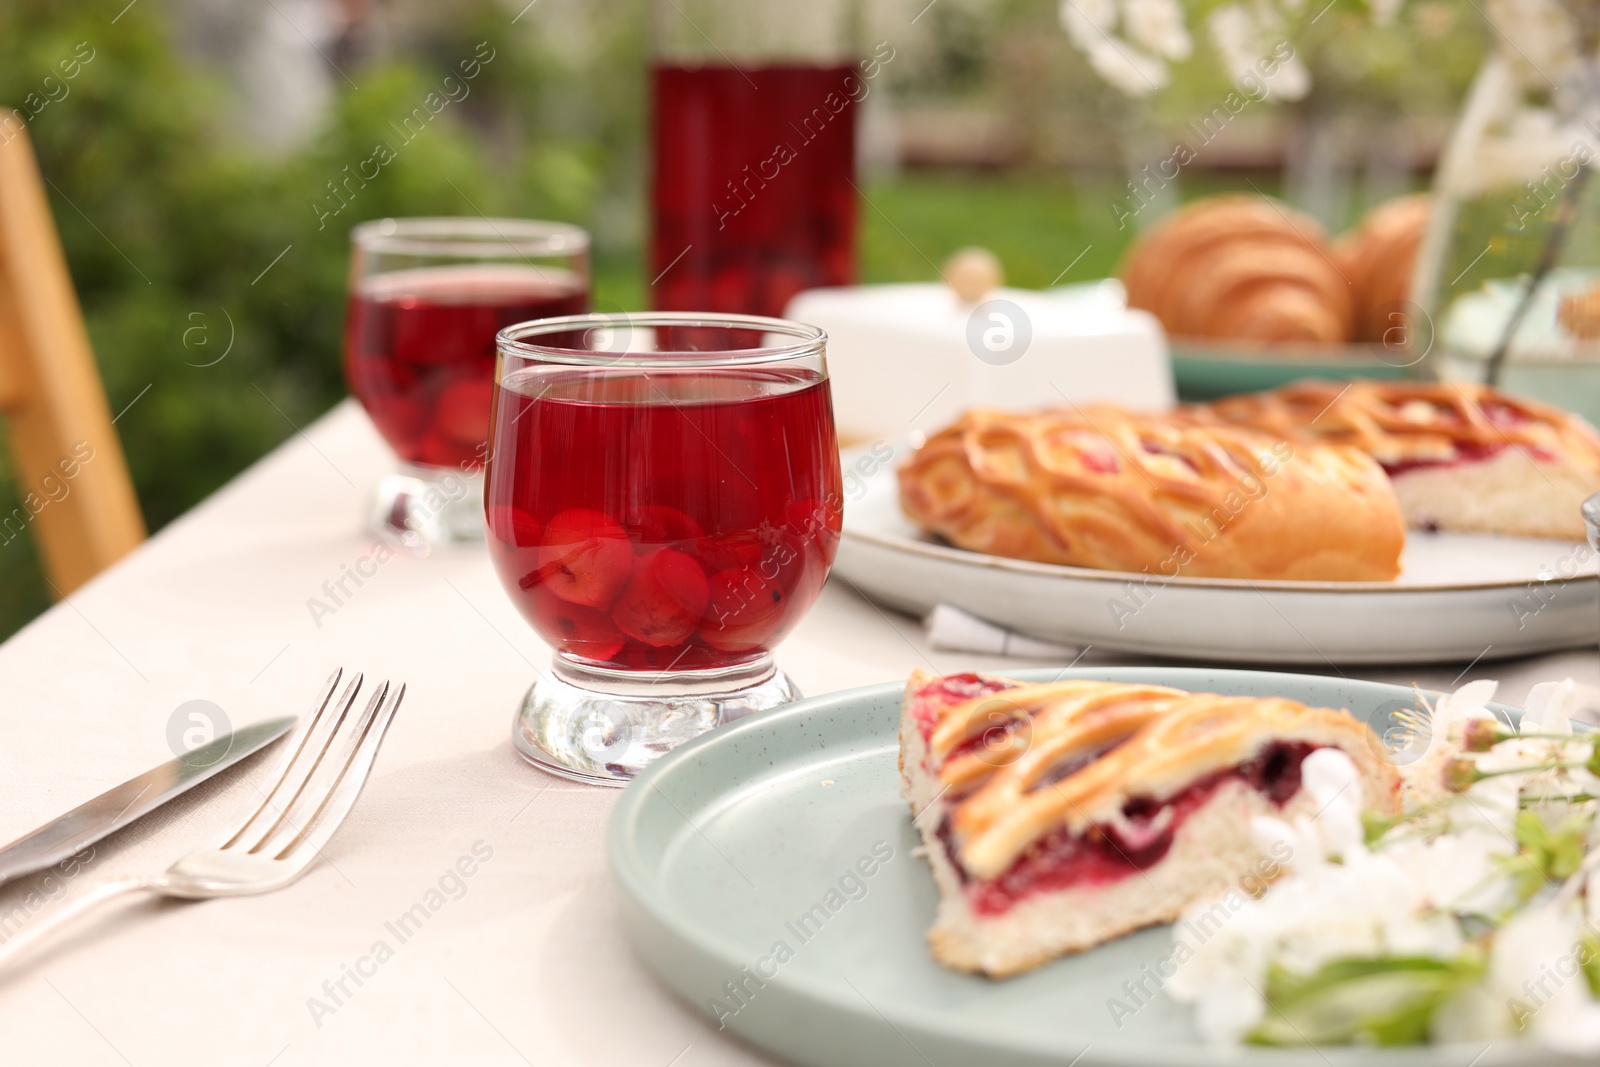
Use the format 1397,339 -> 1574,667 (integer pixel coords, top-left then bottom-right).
0,0 -> 646,633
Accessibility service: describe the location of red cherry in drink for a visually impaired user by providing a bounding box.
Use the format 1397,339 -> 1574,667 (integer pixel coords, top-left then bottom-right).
698,531 -> 764,573
486,505 -> 542,548
698,565 -> 787,652
370,394 -> 426,445
611,549 -> 710,647
776,532 -> 829,610
624,504 -> 705,549
414,430 -> 462,468
535,509 -> 634,608
531,592 -> 626,661
435,378 -> 494,444
783,498 -> 842,539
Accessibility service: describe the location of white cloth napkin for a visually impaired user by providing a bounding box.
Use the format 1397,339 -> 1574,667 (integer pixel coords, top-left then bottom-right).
922,604 -> 1080,659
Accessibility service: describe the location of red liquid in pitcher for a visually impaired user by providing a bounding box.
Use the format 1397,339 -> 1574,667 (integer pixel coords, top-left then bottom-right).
345,264 -> 589,470
486,366 -> 842,672
650,63 -> 858,319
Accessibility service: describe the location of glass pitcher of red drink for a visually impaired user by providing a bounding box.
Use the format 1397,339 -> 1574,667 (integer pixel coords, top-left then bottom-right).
650,2 -> 872,318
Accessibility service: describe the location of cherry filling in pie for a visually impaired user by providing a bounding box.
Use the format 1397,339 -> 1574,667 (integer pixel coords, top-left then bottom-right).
1380,440 -> 1560,477
907,672 -> 1017,736
944,741 -> 1319,916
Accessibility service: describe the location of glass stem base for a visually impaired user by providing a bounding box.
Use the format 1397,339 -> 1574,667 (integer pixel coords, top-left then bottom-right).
512,655 -> 800,786
369,464 -> 484,545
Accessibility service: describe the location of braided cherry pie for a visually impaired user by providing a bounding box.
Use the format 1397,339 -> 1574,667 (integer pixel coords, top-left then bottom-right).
1192,380 -> 1600,540
900,671 -> 1401,977
898,406 -> 1404,580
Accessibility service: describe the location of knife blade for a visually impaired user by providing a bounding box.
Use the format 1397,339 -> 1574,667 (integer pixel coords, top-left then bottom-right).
0,716 -> 296,886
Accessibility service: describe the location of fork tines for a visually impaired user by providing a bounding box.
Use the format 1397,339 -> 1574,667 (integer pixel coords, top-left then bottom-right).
222,669 -> 406,860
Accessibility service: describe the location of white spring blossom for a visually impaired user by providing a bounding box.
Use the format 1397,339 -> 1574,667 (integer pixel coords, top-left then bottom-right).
1207,2 -> 1310,100
1059,0 -> 1174,96
1063,0 -> 1592,105
1165,747 -> 1466,1044
1369,0 -> 1405,24
1123,0 -> 1194,60
1426,901 -> 1600,1045
1166,679 -> 1600,1051
1401,677 -> 1499,808
1483,0 -> 1583,90
1478,904 -> 1600,1051
1058,0 -> 1319,100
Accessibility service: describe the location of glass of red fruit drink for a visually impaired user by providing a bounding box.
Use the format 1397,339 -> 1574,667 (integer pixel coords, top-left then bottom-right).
345,217 -> 590,544
487,312 -> 843,784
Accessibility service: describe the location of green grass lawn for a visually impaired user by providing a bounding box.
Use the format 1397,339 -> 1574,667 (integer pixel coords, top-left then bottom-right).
859,169 -> 1295,287
590,168 -> 1290,312
861,170 -> 1132,287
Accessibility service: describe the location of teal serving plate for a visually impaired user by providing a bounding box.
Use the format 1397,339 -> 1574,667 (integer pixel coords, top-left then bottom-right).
1171,341 -> 1421,400
609,668 -> 1553,1067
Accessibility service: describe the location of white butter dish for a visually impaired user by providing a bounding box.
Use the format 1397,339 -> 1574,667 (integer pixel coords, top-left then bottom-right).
785,280 -> 1173,443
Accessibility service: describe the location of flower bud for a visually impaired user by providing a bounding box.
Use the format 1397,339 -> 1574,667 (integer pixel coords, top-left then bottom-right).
1444,758 -> 1480,793
1461,718 -> 1502,753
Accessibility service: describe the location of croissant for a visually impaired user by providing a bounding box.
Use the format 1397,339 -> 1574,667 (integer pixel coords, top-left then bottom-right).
898,405 -> 1403,581
1334,194 -> 1431,344
1559,279 -> 1600,341
899,670 -> 1400,976
1120,196 -> 1354,345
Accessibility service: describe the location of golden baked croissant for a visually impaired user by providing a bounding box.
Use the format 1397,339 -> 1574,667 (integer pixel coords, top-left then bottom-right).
1559,279 -> 1600,341
1190,379 -> 1600,539
1120,196 -> 1354,344
899,670 -> 1400,977
1334,194 -> 1431,344
897,406 -> 1403,581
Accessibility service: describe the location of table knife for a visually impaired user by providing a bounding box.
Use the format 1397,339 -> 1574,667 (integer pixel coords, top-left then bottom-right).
0,716 -> 295,886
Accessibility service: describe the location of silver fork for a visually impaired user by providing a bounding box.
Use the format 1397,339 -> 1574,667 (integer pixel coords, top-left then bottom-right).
0,669 -> 405,973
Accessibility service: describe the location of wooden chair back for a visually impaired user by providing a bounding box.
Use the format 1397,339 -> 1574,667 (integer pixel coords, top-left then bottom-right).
0,114 -> 145,594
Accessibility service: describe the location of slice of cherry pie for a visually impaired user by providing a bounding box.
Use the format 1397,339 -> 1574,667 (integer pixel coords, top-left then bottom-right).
899,670 -> 1401,978
1191,380 -> 1600,540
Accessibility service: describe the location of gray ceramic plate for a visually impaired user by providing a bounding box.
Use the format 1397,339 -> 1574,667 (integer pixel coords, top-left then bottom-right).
834,444 -> 1598,665
609,667 -> 1556,1067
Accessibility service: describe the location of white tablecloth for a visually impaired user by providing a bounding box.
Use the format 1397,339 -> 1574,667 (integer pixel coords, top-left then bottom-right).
0,400 -> 1594,1065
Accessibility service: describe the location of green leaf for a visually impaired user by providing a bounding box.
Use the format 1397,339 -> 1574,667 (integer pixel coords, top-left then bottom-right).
1585,934 -> 1600,999
1362,811 -> 1403,846
1547,818 -> 1589,880
1506,811 -> 1592,898
1248,957 -> 1483,1047
1501,852 -> 1550,903
1516,811 -> 1551,852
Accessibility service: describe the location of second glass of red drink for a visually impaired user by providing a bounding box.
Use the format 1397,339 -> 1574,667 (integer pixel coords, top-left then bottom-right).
487,313 -> 843,784
345,217 -> 590,543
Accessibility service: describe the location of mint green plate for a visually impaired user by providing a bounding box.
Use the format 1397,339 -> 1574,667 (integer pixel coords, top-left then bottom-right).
1171,342 -> 1422,400
608,668 -> 1542,1067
